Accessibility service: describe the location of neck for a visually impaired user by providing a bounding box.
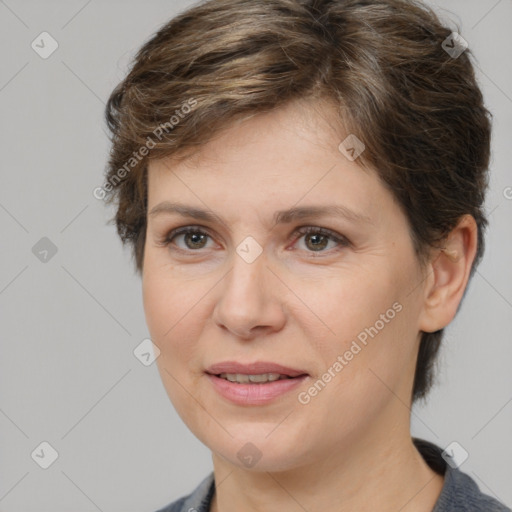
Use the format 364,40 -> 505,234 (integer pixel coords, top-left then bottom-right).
209,413 -> 444,512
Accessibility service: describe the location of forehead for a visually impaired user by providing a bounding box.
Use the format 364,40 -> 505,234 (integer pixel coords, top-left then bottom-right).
145,98 -> 391,227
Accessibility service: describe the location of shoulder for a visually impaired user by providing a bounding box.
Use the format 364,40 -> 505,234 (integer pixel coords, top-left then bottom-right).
433,466 -> 511,512
413,438 -> 511,512
154,495 -> 187,512
154,473 -> 215,512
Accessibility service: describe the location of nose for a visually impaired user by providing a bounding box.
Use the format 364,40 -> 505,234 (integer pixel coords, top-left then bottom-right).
212,249 -> 286,340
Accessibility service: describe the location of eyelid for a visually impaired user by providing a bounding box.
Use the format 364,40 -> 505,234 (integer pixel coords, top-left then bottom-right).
159,225 -> 215,249
160,224 -> 350,253
292,226 -> 350,246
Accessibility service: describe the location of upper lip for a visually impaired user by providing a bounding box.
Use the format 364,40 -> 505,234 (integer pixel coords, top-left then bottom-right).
206,361 -> 308,378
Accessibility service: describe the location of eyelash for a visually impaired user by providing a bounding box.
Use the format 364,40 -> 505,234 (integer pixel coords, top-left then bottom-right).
160,225 -> 350,256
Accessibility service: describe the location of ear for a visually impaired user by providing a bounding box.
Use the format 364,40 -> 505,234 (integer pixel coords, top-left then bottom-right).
418,215 -> 479,333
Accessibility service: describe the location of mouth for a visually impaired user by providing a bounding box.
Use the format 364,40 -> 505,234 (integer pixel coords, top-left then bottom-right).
215,372 -> 296,384
205,362 -> 309,405
205,361 -> 308,380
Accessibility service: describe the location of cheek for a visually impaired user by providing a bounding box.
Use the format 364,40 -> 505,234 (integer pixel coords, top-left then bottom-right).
142,266 -> 202,368
299,267 -> 401,348
142,269 -> 171,341
296,286 -> 415,434
302,263 -> 418,383
142,269 -> 208,425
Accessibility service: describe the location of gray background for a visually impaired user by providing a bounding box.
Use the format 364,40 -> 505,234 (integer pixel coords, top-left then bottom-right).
0,1 -> 511,511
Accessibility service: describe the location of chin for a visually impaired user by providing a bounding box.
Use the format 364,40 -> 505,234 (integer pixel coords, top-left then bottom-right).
203,425 -> 313,473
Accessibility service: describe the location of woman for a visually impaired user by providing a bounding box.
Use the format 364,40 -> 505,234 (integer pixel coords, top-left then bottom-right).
102,0 -> 509,510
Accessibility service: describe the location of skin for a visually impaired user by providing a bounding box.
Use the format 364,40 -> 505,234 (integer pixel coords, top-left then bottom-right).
142,98 -> 477,512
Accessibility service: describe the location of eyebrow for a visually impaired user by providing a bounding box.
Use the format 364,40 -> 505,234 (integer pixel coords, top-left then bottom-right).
148,201 -> 372,227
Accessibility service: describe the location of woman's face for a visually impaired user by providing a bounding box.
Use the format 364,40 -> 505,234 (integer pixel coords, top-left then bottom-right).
143,99 -> 428,471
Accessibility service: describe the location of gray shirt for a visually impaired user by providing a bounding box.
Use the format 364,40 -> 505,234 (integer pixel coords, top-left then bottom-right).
155,439 -> 510,511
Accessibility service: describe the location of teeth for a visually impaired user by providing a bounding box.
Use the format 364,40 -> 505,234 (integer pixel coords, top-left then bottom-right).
219,373 -> 288,383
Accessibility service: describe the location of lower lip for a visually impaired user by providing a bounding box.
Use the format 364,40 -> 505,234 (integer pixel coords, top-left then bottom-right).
206,374 -> 308,405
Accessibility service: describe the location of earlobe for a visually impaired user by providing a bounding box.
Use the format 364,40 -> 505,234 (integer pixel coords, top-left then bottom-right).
418,215 -> 478,333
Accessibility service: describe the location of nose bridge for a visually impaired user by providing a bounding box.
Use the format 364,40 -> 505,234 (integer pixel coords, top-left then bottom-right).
224,245 -> 267,311
213,242 -> 284,337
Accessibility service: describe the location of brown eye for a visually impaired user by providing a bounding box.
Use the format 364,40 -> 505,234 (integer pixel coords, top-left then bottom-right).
182,232 -> 208,249
303,233 -> 330,251
294,227 -> 349,253
164,227 -> 213,251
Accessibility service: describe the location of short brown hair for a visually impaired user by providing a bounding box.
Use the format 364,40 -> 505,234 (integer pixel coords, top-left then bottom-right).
103,0 -> 491,403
